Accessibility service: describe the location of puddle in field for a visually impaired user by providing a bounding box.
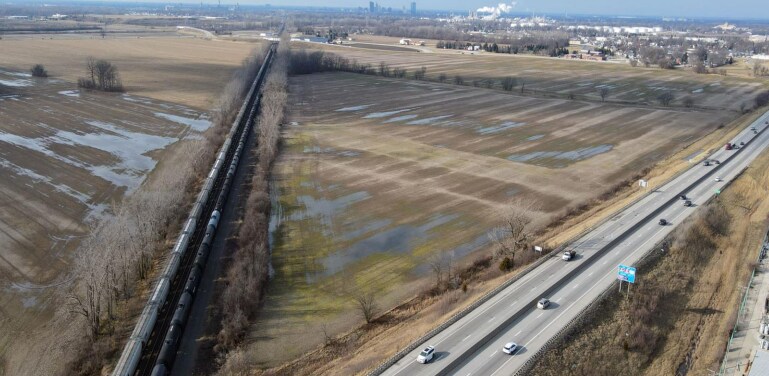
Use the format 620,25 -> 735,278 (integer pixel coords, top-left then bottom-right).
154,112 -> 212,132
0,120 -> 177,192
527,134 -> 545,141
476,121 -> 527,135
58,90 -> 80,97
318,213 -> 459,278
290,191 -> 371,232
0,94 -> 21,101
507,144 -> 613,163
363,108 -> 412,119
0,78 -> 32,87
385,114 -> 419,123
406,115 -> 453,125
335,104 -> 371,112
121,93 -> 155,104
691,88 -> 704,94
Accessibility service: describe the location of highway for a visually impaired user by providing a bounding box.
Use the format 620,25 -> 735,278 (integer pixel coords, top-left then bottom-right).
380,109 -> 769,376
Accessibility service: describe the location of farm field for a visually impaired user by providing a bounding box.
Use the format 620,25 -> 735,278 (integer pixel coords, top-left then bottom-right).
245,71 -> 735,367
0,35 -> 258,372
304,41 -> 769,112
0,68 -> 215,368
0,35 -> 256,108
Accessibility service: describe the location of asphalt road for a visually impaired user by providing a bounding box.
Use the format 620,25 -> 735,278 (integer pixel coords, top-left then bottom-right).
381,110 -> 769,376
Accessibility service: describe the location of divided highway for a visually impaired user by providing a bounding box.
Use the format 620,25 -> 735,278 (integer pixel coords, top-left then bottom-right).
380,109 -> 769,376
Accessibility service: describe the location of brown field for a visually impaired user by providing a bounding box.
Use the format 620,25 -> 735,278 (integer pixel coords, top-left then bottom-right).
243,71 -> 736,367
301,41 -> 769,112
0,69 -> 214,368
0,35 -> 256,108
0,35 -> 259,372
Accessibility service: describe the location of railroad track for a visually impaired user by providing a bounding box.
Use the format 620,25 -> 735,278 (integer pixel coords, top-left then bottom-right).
113,41 -> 277,376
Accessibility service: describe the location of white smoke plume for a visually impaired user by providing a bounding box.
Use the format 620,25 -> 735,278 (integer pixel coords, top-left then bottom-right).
476,2 -> 517,16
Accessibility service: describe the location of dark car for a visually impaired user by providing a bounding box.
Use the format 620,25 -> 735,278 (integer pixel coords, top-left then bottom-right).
740,141 -> 746,146
680,194 -> 687,200
684,200 -> 692,207
659,219 -> 668,225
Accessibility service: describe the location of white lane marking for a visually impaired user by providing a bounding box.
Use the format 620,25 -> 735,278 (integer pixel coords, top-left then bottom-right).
572,283 -> 579,289
510,300 -> 518,307
462,334 -> 472,342
536,312 -> 544,318
603,260 -> 608,265
555,297 -> 562,303
515,330 -> 522,336
488,316 -> 496,323
588,272 -> 594,277
489,350 -> 498,358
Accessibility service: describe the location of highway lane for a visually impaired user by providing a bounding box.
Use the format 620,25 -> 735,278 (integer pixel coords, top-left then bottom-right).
380,110 -> 769,376
457,138 -> 761,376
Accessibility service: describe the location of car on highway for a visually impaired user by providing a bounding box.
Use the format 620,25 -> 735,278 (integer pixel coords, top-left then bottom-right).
703,160 -> 711,166
713,160 -> 720,165
740,141 -> 746,146
537,298 -> 550,309
680,194 -> 687,200
416,346 -> 435,363
684,200 -> 693,207
659,219 -> 668,225
715,177 -> 723,182
562,249 -> 576,261
502,342 -> 518,355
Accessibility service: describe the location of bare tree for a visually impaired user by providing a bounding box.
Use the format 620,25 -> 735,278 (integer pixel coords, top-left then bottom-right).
438,73 -> 447,83
78,58 -> 123,92
657,91 -> 675,106
683,97 -> 694,108
413,66 -> 427,80
351,290 -> 378,323
454,75 -> 464,85
500,77 -> 518,91
599,87 -> 610,102
488,199 -> 540,267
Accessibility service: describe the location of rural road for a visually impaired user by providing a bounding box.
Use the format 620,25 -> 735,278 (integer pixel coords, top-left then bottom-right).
380,109 -> 769,376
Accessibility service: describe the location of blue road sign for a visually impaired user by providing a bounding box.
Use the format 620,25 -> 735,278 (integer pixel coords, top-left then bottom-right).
618,264 -> 636,284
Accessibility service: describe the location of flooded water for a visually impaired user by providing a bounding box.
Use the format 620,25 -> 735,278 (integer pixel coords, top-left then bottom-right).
335,104 -> 371,112
363,108 -> 413,119
476,121 -> 527,135
406,115 -> 453,125
154,112 -> 212,132
385,114 -> 419,123
507,144 -> 613,163
318,214 -> 459,279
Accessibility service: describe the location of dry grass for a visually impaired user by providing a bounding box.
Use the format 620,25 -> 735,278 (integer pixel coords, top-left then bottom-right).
0,35 -> 257,108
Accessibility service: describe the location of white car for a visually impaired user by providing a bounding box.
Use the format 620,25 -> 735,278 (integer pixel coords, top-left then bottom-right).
502,342 -> 518,354
417,346 -> 435,364
714,177 -> 723,182
537,298 -> 550,309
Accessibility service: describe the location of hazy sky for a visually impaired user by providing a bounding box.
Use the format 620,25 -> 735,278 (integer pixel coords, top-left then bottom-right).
217,0 -> 768,19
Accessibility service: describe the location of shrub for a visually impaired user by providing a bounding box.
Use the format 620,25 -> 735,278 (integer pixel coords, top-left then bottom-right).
30,64 -> 48,77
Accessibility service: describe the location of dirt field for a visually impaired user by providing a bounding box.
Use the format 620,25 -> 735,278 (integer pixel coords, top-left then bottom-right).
299,41 -> 769,112
0,35 -> 257,372
0,35 -> 257,108
243,71 -> 736,367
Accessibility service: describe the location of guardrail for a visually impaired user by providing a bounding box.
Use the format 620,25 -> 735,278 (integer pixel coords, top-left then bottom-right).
370,111 -> 769,375
112,44 -> 276,376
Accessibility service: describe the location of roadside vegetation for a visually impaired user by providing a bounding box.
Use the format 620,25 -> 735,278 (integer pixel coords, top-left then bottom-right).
63,44 -> 270,375
528,145 -> 769,376
213,35 -> 289,374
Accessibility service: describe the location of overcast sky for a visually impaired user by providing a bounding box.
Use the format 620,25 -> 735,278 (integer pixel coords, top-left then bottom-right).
212,0 -> 768,19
